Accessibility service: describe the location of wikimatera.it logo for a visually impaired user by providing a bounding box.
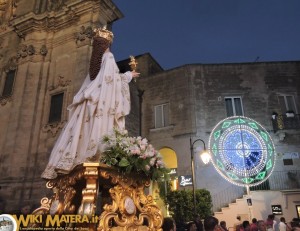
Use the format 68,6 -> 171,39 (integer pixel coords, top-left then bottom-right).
0,214 -> 100,230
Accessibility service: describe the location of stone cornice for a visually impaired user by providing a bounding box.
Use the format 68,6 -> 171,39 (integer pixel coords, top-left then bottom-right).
99,0 -> 124,21
9,0 -> 123,38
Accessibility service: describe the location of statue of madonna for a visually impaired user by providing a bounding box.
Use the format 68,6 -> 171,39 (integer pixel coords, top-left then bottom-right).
41,27 -> 140,179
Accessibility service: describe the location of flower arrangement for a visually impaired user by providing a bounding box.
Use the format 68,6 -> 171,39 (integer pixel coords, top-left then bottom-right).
100,128 -> 169,181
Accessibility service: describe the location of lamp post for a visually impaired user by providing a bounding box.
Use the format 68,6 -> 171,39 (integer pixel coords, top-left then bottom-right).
189,137 -> 210,216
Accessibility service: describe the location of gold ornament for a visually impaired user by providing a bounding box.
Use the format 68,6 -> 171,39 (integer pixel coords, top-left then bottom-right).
93,26 -> 114,43
30,163 -> 163,230
129,55 -> 138,82
129,55 -> 138,71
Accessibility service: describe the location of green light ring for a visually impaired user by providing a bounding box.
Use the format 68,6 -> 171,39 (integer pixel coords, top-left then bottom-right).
208,116 -> 276,187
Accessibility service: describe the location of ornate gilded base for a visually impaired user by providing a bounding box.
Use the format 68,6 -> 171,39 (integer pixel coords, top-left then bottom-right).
31,163 -> 163,231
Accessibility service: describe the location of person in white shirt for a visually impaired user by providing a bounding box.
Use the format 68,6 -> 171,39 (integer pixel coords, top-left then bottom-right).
279,217 -> 287,231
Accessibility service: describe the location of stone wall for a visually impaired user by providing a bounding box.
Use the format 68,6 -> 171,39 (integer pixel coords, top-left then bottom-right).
0,0 -> 124,212
138,61 -> 300,196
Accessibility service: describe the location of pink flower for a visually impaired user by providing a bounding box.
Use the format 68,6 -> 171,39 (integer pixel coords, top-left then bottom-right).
140,154 -> 147,159
145,165 -> 150,171
140,144 -> 146,151
130,145 -> 141,155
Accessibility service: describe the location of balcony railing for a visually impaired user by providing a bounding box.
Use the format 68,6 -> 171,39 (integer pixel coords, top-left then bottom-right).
251,170 -> 300,191
272,114 -> 300,132
212,170 -> 300,212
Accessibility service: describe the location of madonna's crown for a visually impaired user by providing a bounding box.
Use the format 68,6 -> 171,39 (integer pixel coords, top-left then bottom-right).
93,26 -> 114,43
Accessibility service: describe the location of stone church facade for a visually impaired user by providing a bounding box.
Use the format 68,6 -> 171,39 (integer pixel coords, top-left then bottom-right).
0,0 -> 124,212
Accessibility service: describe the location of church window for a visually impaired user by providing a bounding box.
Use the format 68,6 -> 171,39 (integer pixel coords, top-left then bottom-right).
1,70 -> 16,98
49,92 -> 64,123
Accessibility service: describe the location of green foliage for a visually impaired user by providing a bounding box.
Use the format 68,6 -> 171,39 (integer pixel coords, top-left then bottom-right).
164,189 -> 212,222
157,180 -> 172,199
101,128 -> 170,181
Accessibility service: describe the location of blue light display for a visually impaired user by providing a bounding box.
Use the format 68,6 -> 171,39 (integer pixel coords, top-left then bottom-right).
209,116 -> 275,187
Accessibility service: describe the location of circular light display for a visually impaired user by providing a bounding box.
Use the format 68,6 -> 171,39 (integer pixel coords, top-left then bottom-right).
208,116 -> 276,187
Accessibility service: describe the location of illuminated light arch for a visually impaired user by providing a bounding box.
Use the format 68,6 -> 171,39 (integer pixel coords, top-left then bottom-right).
208,116 -> 276,187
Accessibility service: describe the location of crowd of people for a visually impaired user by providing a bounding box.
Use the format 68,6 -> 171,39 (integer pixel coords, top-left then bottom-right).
162,214 -> 300,231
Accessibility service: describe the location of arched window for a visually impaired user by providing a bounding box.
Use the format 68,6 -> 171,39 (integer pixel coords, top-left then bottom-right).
160,147 -> 177,169
159,147 -> 178,191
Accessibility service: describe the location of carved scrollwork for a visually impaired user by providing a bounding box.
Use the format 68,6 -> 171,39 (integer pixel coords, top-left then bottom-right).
30,197 -> 51,216
0,0 -> 17,27
16,44 -> 47,58
29,164 -> 163,230
0,96 -> 12,106
42,120 -> 66,137
56,75 -> 71,87
47,0 -> 65,12
48,167 -> 84,215
3,56 -> 17,72
40,44 -> 48,56
27,197 -> 51,228
48,75 -> 71,91
97,164 -> 163,230
30,167 -> 85,223
27,45 -> 35,55
17,44 -> 36,59
75,25 -> 93,47
75,26 -> 93,42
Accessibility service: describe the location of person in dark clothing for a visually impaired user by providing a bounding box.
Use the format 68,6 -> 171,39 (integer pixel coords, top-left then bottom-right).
204,216 -> 219,231
194,215 -> 204,231
162,217 -> 176,231
220,221 -> 229,231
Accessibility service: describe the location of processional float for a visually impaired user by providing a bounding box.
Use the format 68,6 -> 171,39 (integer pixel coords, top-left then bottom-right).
31,163 -> 163,231
30,56 -> 164,231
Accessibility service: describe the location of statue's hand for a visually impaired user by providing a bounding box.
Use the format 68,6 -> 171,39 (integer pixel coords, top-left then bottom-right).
131,71 -> 140,78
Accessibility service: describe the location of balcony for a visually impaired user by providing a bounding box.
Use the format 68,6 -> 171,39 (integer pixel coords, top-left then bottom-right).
250,170 -> 300,191
272,114 -> 300,132
212,170 -> 300,212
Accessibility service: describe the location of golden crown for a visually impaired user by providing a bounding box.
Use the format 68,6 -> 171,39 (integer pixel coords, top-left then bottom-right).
93,26 -> 114,43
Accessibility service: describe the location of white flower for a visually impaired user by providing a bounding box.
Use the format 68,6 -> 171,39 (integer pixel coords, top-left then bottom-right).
102,127 -> 168,180
145,149 -> 154,157
150,158 -> 156,166
141,138 -> 148,145
156,160 -> 164,168
121,129 -> 128,135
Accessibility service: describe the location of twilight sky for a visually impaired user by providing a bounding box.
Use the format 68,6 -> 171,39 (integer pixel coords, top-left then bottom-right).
111,0 -> 300,70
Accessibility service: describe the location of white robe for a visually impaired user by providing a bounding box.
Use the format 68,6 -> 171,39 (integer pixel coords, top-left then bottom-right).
41,51 -> 132,179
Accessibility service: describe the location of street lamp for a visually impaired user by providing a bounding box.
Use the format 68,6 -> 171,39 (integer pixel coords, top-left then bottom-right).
189,137 -> 210,216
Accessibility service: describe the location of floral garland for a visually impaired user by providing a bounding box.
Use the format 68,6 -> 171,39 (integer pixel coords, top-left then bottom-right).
100,128 -> 169,181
